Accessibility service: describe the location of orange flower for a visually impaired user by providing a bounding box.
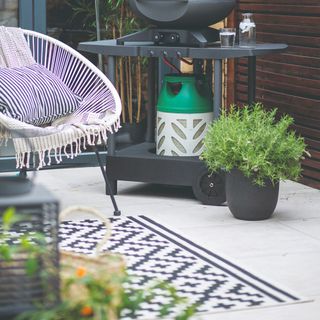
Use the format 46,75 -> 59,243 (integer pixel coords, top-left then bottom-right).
80,305 -> 93,317
76,266 -> 87,278
105,287 -> 113,295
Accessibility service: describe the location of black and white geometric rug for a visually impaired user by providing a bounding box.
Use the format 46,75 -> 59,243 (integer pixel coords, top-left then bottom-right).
59,215 -> 305,319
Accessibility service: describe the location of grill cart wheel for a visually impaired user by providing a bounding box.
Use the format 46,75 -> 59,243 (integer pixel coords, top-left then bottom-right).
192,167 -> 226,205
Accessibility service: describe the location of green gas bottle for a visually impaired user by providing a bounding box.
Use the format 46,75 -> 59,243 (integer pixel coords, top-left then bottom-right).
156,74 -> 213,156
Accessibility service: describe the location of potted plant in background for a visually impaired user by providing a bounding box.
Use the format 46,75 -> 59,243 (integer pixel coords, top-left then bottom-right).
201,103 -> 309,220
101,0 -> 148,142
68,0 -> 148,143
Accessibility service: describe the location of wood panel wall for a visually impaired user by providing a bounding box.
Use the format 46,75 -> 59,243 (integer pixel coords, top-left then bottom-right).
232,0 -> 320,189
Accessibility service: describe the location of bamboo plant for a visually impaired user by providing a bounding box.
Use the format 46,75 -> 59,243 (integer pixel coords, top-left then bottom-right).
103,0 -> 146,125
68,0 -> 147,125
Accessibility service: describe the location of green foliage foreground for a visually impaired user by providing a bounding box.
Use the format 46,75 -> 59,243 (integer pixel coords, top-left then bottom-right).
0,209 -> 196,320
201,103 -> 309,186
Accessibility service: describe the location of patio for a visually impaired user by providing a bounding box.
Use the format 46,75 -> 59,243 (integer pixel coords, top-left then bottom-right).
36,165 -> 320,320
0,1 -> 319,318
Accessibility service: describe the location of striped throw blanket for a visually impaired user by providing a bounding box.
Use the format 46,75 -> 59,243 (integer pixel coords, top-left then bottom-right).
0,27 -> 120,169
0,26 -> 35,67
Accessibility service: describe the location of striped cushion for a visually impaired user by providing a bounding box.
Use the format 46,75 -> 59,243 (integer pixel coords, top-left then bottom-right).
0,64 -> 82,126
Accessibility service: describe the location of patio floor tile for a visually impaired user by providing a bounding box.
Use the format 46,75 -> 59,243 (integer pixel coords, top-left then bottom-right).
35,166 -> 320,320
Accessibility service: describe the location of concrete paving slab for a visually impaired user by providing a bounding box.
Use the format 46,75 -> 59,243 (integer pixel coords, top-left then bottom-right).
33,167 -> 320,320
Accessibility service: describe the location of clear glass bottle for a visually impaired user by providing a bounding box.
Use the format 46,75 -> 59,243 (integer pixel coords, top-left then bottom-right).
239,13 -> 256,47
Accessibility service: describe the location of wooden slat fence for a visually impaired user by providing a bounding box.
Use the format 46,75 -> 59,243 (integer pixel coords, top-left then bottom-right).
233,0 -> 320,189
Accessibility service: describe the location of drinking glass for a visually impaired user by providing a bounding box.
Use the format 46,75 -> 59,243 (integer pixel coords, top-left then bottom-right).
219,28 -> 236,48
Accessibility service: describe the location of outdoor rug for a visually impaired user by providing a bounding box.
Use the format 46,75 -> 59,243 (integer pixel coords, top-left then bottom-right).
59,215 -> 305,319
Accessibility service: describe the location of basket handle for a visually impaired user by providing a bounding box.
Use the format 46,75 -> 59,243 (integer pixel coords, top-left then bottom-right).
59,206 -> 112,257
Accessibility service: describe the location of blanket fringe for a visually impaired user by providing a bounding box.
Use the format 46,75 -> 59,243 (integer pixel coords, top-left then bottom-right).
12,122 -> 119,169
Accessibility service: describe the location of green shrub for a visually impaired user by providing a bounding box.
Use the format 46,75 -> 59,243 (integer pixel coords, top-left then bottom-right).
201,103 -> 309,186
0,209 -> 196,320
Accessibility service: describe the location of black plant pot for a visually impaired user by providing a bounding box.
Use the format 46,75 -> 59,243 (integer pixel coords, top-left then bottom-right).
120,121 -> 146,144
226,168 -> 279,221
0,176 -> 33,196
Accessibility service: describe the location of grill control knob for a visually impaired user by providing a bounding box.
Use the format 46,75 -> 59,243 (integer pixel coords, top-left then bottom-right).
154,32 -> 165,42
169,33 -> 180,43
154,32 -> 161,41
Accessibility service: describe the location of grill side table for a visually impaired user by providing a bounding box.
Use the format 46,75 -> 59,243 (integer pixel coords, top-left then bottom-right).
78,40 -> 287,205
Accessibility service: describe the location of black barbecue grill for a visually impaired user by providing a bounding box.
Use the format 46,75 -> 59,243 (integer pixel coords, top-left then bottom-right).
117,0 -> 236,47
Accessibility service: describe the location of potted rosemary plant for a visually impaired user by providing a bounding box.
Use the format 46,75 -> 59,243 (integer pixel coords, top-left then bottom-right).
201,103 -> 309,220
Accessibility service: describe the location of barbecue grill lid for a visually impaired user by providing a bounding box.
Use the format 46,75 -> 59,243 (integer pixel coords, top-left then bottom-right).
128,0 -> 236,29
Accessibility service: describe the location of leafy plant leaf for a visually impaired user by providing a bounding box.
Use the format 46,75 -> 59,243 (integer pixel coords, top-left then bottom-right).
25,257 -> 39,276
201,103 -> 308,186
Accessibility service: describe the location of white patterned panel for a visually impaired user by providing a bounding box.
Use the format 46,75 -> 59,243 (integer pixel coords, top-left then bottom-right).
156,111 -> 213,156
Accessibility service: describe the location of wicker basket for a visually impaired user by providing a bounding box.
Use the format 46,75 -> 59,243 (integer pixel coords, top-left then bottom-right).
59,206 -> 126,320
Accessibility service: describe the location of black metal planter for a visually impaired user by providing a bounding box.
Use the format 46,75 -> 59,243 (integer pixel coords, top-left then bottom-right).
120,121 -> 147,144
0,176 -> 33,196
225,168 -> 279,221
0,186 -> 60,319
